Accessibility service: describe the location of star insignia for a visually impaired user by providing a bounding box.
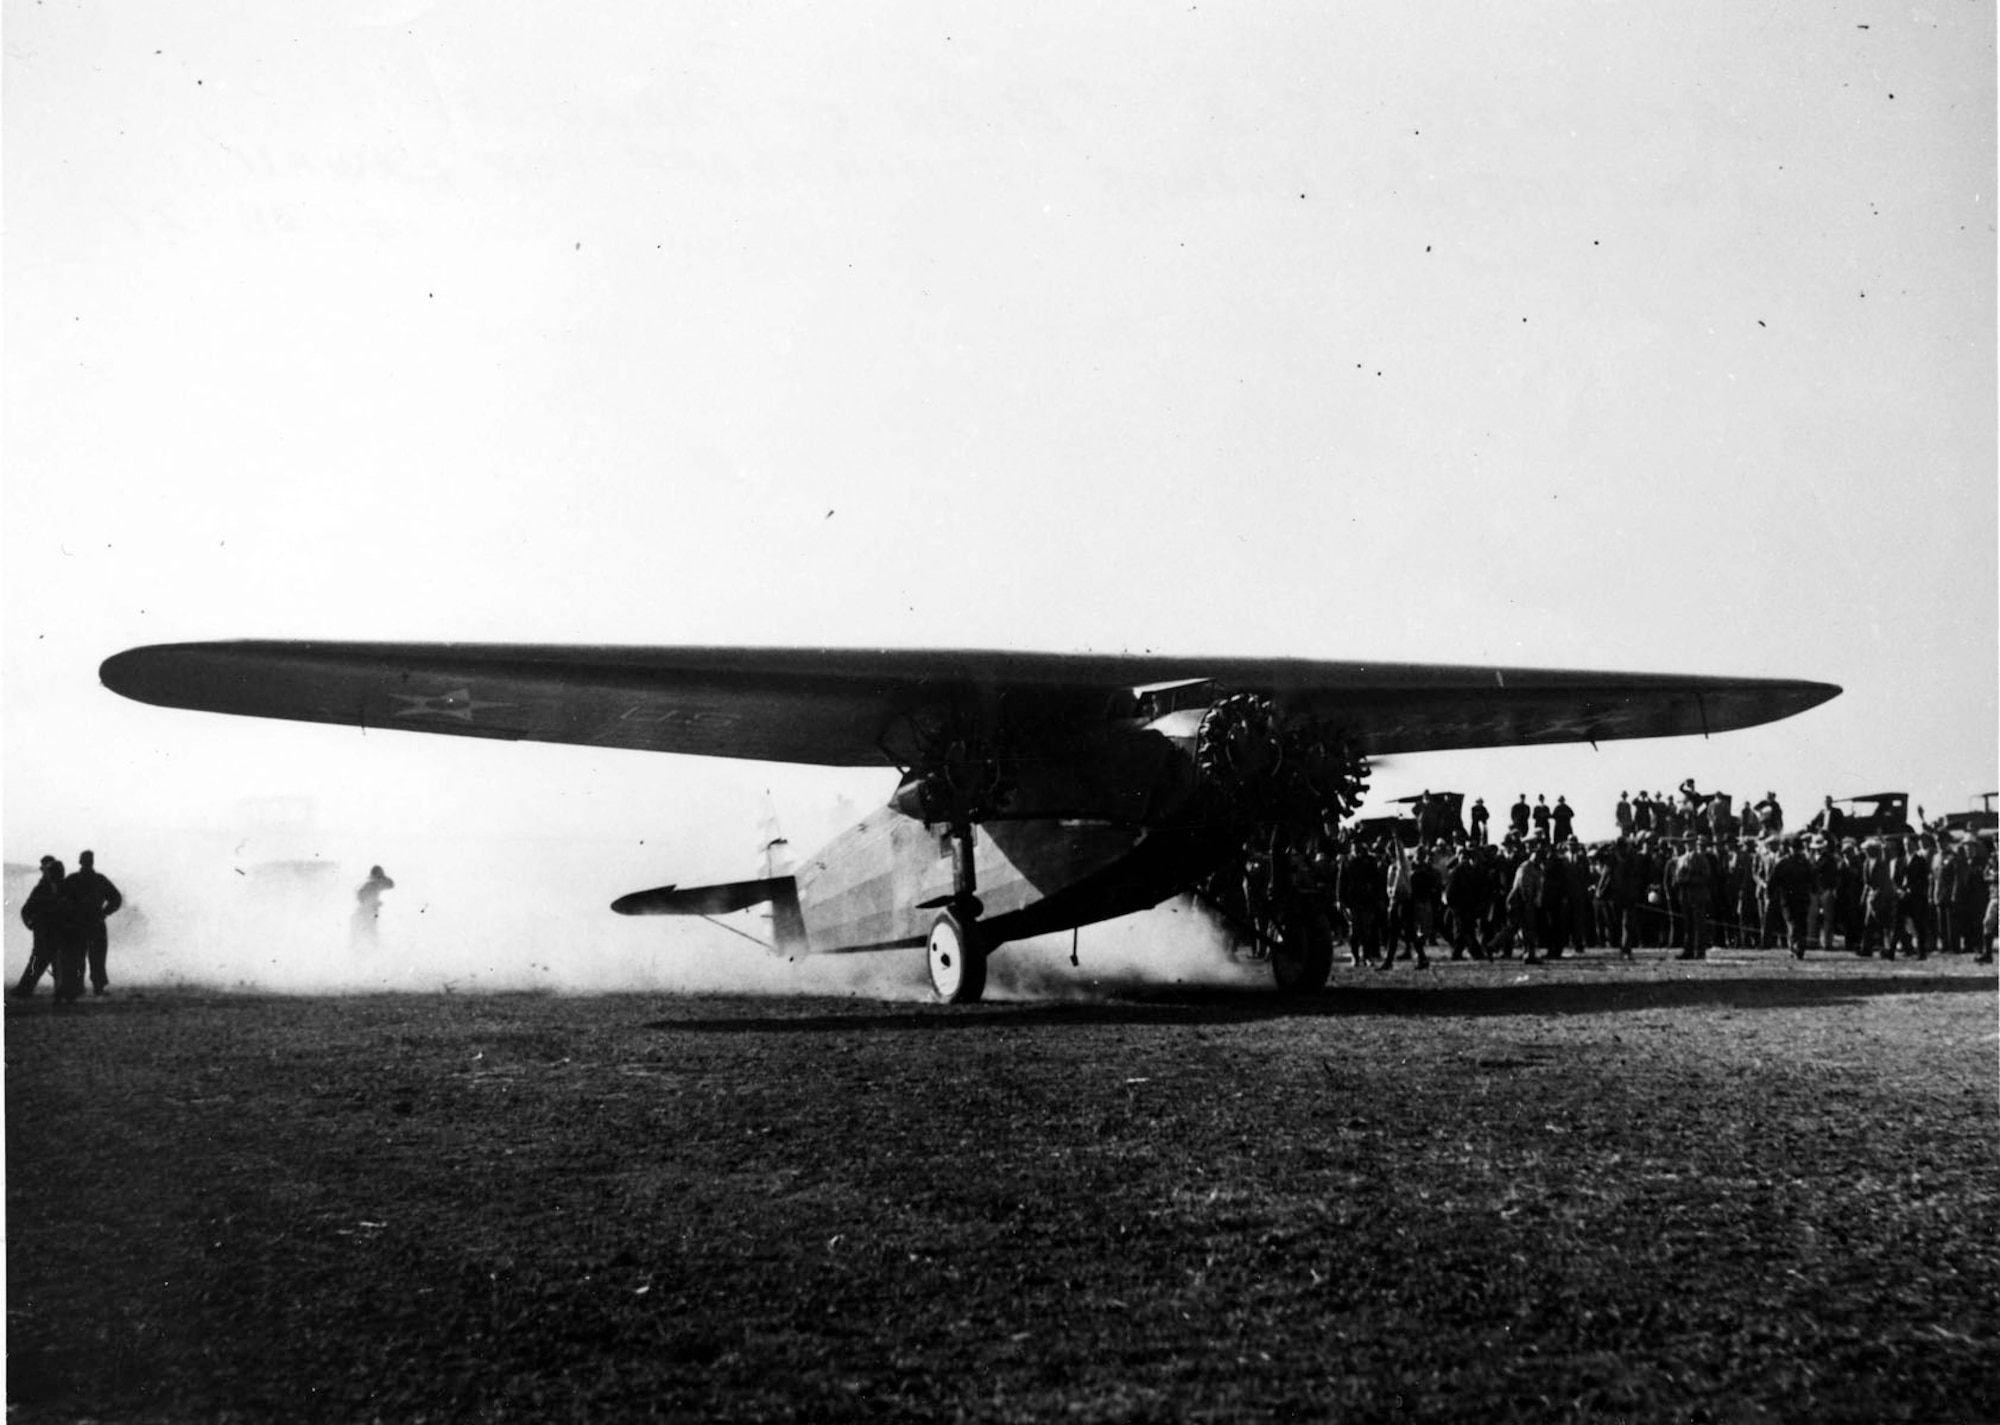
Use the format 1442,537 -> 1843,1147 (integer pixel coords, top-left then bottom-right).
388,689 -> 513,722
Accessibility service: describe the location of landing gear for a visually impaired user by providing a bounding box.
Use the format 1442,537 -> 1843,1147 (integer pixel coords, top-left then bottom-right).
927,908 -> 987,1003
885,715 -> 1004,1006
1270,906 -> 1334,995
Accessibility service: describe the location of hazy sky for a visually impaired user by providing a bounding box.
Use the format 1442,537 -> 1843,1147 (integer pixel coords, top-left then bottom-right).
4,1 -> 1994,982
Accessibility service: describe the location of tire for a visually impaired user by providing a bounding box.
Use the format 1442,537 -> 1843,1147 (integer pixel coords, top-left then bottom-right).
1271,907 -> 1334,995
927,909 -> 988,1004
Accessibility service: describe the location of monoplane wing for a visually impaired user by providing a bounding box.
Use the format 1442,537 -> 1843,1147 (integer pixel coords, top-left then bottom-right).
100,641 -> 1839,765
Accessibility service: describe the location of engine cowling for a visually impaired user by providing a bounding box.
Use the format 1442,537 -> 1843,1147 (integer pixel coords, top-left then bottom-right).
1190,700 -> 1371,960
1194,693 -> 1282,806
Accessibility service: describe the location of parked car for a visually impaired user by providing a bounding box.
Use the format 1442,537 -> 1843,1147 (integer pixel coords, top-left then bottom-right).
1350,791 -> 1466,846
1804,792 -> 1913,841
1929,792 -> 1997,843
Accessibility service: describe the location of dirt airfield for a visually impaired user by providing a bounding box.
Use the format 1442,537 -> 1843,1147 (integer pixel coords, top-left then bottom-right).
7,946 -> 1997,1423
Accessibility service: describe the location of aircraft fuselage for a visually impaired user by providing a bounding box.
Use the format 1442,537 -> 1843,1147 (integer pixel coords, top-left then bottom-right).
792,711 -> 1230,953
792,808 -> 1222,955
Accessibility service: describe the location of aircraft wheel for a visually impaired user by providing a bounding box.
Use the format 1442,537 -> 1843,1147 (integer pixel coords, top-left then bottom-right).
1271,907 -> 1334,995
927,909 -> 988,1004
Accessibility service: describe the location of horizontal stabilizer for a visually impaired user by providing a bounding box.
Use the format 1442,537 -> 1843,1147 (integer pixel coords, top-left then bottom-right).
613,876 -> 794,916
612,875 -> 809,954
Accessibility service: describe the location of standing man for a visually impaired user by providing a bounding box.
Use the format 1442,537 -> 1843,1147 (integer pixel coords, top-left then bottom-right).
1671,839 -> 1716,960
1564,842 -> 1594,952
351,865 -> 396,951
64,850 -> 123,998
1615,792 -> 1633,838
1707,793 -> 1733,843
1442,848 -> 1488,960
1766,840 -> 1814,959
1551,796 -> 1576,845
1608,839 -> 1647,958
1504,847 -> 1545,961
1951,842 -> 1985,956
1336,842 -> 1385,969
1860,842 -> 1896,957
13,857 -> 69,998
1383,840 -> 1416,966
1896,837 -> 1934,958
1929,840 -> 1959,955
1509,794 -> 1531,842
1469,797 -> 1490,846
1410,846 -> 1442,960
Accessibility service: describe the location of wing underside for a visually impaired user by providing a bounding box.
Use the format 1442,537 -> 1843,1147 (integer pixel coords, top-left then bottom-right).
99,640 -> 1840,766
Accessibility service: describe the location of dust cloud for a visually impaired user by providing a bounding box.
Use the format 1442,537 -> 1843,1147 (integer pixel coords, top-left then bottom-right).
2,827 -> 1265,1004
987,898 -> 1269,1001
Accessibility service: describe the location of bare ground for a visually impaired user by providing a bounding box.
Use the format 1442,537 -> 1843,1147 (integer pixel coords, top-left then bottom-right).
6,949 -> 1998,1423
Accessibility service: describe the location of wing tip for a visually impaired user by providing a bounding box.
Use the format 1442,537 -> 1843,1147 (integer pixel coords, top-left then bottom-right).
100,644 -> 174,704
1793,679 -> 1843,713
611,886 -> 677,916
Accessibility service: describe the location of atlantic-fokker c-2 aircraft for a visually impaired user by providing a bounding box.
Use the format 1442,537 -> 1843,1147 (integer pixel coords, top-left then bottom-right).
100,643 -> 1838,1001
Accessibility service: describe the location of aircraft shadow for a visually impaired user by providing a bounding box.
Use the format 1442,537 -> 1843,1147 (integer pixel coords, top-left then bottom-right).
644,970 -> 1995,1035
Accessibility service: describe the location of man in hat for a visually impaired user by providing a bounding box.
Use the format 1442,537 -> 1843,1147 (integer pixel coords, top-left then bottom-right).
1551,795 -> 1576,845
1504,845 -> 1545,961
1671,838 -> 1716,959
351,864 -> 396,951
1808,837 -> 1841,950
1952,841 -> 1987,955
1442,846 -> 1488,960
1859,842 -> 1896,956
1756,792 -> 1784,836
1766,839 -> 1814,958
1895,836 -> 1934,958
1929,838 -> 1960,954
1632,792 -> 1654,836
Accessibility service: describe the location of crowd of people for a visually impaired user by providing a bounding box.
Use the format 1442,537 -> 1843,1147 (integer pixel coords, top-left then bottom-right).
1449,783 -> 1793,847
13,850 -> 123,1005
1315,783 -> 1998,968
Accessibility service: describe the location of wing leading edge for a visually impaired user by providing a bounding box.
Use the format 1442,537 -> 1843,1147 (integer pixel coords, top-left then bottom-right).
99,640 -> 1840,766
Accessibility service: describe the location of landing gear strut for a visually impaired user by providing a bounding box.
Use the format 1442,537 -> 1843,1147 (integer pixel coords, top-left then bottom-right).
926,816 -> 988,1003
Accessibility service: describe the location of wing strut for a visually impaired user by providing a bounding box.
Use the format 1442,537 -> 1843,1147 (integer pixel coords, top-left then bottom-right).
950,817 -> 981,917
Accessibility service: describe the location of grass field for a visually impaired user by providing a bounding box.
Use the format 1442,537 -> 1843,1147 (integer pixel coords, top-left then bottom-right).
7,950 -> 1997,1422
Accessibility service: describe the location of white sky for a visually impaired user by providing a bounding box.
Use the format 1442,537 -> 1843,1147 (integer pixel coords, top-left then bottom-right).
4,1 -> 1994,972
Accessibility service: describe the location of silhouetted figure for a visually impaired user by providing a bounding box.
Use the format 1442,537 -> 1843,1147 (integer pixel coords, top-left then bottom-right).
13,857 -> 69,999
65,850 -> 123,997
1756,792 -> 1784,835
351,865 -> 395,950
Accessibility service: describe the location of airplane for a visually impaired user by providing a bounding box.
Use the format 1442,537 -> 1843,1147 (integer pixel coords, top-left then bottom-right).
99,642 -> 1839,1002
